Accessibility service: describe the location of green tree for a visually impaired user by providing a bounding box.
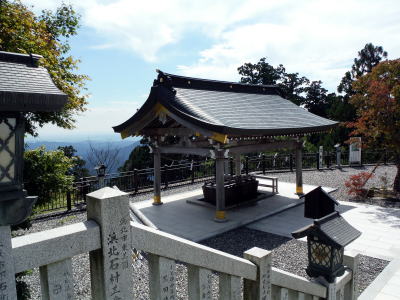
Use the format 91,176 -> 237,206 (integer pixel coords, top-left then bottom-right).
237,58 -> 309,106
24,146 -> 74,204
348,59 -> 400,192
0,0 -> 88,136
120,144 -> 151,171
58,145 -> 90,180
338,43 -> 388,96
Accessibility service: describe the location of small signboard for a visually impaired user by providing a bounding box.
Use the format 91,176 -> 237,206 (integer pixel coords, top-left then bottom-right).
349,137 -> 362,165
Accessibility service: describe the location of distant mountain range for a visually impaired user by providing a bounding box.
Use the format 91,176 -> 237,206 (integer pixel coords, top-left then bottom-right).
26,139 -> 140,174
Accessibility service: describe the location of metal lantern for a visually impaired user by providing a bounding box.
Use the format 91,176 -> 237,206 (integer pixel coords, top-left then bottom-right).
95,164 -> 107,177
302,186 -> 338,219
292,211 -> 361,283
0,51 -> 67,225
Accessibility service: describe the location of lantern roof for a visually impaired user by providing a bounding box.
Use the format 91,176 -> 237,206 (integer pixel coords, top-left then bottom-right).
0,51 -> 67,112
302,186 -> 339,219
292,211 -> 361,248
113,70 -> 338,140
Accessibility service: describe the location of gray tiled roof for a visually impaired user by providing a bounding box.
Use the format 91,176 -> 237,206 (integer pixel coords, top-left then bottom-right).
0,51 -> 67,111
114,71 -> 338,136
317,213 -> 361,248
172,87 -> 337,132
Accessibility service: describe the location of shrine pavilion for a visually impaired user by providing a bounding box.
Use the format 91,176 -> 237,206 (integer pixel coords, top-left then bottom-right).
113,70 -> 337,222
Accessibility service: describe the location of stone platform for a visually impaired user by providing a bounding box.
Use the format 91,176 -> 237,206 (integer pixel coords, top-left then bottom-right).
132,180 -> 335,242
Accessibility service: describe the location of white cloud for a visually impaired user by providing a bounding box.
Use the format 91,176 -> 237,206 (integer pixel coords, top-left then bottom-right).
178,0 -> 400,91
24,0 -> 400,91
31,101 -> 140,141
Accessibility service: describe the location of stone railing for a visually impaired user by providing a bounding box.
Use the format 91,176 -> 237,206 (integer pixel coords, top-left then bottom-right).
1,187 -> 359,299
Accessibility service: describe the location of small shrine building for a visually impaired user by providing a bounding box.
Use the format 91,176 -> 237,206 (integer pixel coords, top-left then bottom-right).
113,71 -> 337,221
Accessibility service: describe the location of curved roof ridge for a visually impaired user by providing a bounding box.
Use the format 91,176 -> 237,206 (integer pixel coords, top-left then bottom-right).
156,70 -> 281,95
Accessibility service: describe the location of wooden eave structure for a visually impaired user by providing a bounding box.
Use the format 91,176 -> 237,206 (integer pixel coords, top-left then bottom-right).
113,70 -> 337,155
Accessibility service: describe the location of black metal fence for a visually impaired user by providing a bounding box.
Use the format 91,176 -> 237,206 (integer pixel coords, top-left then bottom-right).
32,149 -> 396,216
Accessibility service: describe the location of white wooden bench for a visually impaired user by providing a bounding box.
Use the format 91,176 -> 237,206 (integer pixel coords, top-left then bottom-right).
257,176 -> 278,193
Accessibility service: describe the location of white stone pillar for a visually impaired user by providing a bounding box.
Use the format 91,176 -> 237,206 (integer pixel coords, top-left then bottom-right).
243,247 -> 272,300
86,187 -> 134,300
0,226 -> 17,300
188,265 -> 213,299
219,273 -> 241,300
40,258 -> 74,300
148,254 -> 177,300
343,252 -> 359,300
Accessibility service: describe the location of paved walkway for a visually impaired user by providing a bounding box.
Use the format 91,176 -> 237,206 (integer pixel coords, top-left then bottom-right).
248,200 -> 400,261
133,180 -> 334,242
247,197 -> 400,299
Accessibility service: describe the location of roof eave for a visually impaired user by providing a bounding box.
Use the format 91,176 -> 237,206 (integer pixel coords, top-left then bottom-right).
0,91 -> 67,112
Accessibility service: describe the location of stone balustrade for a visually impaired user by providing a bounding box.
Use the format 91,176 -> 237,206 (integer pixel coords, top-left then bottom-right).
0,187 -> 359,300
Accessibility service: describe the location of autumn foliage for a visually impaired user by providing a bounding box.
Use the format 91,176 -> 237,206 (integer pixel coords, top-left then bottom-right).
345,172 -> 374,197
347,59 -> 400,192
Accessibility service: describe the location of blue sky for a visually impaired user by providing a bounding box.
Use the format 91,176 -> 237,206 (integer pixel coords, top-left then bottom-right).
24,0 -> 400,142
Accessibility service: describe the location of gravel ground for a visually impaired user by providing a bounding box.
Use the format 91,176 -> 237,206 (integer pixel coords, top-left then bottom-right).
200,227 -> 389,295
16,166 -> 396,299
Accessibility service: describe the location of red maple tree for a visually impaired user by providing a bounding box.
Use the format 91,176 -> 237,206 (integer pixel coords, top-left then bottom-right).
347,59 -> 400,192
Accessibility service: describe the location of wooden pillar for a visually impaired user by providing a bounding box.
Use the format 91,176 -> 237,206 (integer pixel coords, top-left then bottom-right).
215,149 -> 227,222
235,154 -> 241,176
153,147 -> 162,205
295,140 -> 303,195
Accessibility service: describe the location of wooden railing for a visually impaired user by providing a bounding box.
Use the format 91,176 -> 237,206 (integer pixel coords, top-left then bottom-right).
1,187 -> 359,299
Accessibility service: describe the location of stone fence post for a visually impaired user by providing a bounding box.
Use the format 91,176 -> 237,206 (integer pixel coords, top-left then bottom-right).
243,247 -> 272,300
87,187 -> 133,300
0,226 -> 17,300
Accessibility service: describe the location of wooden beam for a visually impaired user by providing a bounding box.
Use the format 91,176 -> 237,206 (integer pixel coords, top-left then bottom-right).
158,146 -> 211,156
228,141 -> 296,154
140,127 -> 195,136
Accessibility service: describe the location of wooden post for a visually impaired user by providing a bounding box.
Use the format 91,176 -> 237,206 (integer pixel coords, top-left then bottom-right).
66,190 -> 72,211
289,153 -> 293,172
245,156 -> 249,175
262,154 -> 266,175
384,149 -> 387,165
0,226 -> 18,300
243,247 -> 272,300
133,168 -> 139,193
86,187 -> 134,300
327,151 -> 331,168
230,157 -> 234,176
164,164 -> 169,189
191,161 -> 195,184
153,147 -> 162,205
215,149 -> 227,222
235,154 -> 241,176
295,141 -> 303,195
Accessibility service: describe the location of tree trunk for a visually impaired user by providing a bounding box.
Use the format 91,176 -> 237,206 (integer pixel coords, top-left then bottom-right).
394,163 -> 400,193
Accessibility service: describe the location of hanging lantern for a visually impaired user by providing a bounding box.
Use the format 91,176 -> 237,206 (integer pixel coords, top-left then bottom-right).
0,51 -> 67,225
